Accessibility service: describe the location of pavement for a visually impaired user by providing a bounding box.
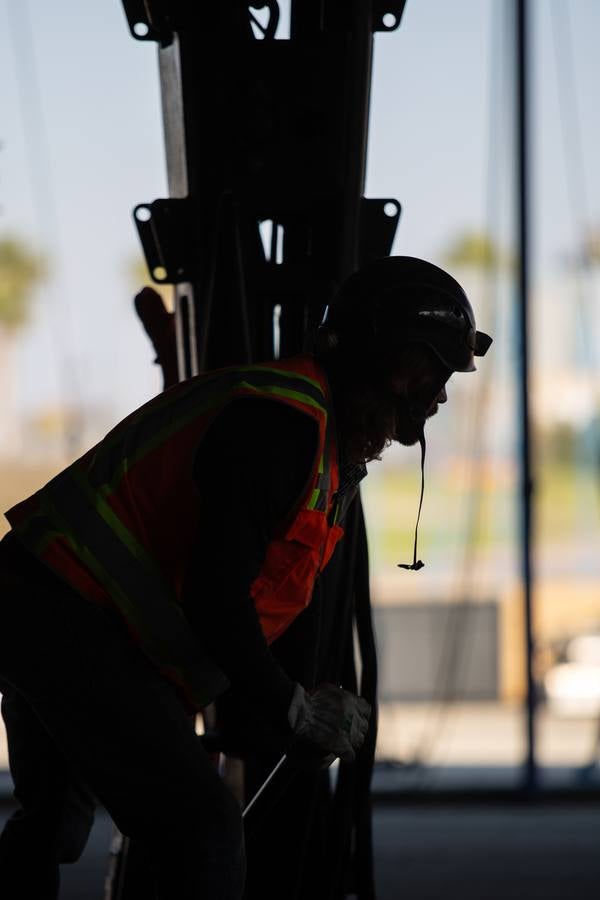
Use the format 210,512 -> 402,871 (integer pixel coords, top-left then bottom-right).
1,799 -> 599,899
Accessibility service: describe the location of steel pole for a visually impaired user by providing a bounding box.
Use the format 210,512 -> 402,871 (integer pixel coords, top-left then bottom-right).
515,0 -> 537,794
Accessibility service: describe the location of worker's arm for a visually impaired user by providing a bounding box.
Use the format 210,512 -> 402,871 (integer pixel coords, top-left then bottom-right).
182,397 -> 318,733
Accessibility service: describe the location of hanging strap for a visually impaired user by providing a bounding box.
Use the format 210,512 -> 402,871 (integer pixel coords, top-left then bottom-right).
397,430 -> 426,571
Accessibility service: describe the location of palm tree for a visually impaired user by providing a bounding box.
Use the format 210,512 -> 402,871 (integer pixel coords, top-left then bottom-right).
578,229 -> 600,267
0,235 -> 46,456
442,230 -> 510,271
0,236 -> 45,330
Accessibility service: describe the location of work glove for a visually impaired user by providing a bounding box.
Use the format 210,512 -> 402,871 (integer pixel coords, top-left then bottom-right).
287,682 -> 371,763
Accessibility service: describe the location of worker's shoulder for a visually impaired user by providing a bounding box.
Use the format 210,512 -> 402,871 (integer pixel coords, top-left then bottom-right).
193,397 -> 318,490
209,396 -> 319,453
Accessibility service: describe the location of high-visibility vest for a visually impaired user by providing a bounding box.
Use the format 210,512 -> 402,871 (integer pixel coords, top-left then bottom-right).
5,355 -> 344,709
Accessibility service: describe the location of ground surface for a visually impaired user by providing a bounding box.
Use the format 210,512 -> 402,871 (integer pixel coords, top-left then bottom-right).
1,800 -> 599,899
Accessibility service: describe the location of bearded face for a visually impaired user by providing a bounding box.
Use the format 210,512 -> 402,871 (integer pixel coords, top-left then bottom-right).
387,363 -> 449,446
331,345 -> 451,462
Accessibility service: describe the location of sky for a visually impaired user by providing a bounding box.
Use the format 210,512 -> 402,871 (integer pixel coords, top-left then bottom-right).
1,0 -> 600,437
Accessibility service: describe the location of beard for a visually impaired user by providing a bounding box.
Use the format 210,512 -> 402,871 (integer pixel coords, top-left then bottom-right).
335,382 -> 394,463
392,393 -> 440,446
337,381 -> 441,462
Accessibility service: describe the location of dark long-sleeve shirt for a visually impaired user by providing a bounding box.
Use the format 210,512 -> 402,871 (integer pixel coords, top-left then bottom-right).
183,398 -> 318,728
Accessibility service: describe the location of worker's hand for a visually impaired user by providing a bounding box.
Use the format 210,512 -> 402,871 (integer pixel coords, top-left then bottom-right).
287,683 -> 371,763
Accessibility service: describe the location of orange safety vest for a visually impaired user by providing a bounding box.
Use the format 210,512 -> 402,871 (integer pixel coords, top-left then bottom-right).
5,356 -> 344,709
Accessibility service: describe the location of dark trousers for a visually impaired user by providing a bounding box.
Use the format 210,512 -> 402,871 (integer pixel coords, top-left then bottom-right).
0,533 -> 244,899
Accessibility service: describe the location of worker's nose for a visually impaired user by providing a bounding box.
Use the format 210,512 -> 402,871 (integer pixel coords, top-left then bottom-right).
436,386 -> 448,404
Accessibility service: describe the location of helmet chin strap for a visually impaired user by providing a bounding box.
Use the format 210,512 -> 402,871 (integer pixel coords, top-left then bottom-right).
397,424 -> 426,572
396,367 -> 451,571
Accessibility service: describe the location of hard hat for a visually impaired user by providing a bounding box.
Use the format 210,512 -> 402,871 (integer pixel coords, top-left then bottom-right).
321,256 -> 492,373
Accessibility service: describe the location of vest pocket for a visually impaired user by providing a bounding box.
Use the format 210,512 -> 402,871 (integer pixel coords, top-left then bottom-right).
250,509 -> 344,644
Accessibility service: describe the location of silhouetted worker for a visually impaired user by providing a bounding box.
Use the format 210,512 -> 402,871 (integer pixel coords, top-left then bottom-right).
0,256 -> 490,899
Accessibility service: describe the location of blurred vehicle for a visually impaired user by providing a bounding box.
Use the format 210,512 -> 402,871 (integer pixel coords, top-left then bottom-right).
544,633 -> 600,717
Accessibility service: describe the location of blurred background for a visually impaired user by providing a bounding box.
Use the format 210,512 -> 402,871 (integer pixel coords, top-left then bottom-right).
1,0 -> 600,797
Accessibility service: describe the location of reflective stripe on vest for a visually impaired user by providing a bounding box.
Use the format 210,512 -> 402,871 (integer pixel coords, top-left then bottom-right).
6,357 -> 342,709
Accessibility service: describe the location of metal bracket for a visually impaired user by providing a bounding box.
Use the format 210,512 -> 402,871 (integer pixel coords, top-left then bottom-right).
133,198 -> 195,285
372,1 -> 407,32
249,2 -> 280,40
359,197 -> 401,265
121,0 -> 173,45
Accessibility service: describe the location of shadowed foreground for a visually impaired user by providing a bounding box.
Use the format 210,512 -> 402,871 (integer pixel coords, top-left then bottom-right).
2,798 -> 599,899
